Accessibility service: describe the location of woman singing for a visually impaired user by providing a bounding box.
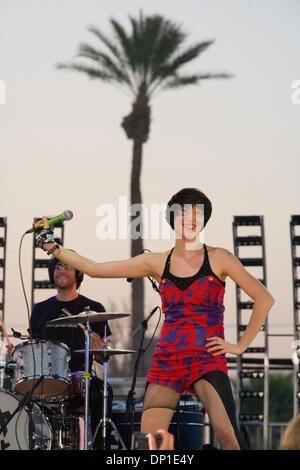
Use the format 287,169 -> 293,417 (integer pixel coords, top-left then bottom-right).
34,187 -> 275,450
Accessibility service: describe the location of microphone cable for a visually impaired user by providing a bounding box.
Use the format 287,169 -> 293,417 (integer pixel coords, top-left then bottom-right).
17,231 -> 38,425
126,248 -> 162,354
142,249 -> 162,352
18,230 -> 52,448
142,248 -> 160,294
141,306 -> 162,355
18,231 -> 32,331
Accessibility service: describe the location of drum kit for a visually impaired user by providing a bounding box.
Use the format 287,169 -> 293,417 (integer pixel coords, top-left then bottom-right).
0,310 -> 135,451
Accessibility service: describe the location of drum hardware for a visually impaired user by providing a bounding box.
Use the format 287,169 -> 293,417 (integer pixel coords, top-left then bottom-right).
34,397 -> 82,450
12,339 -> 71,398
1,309 -> 135,450
53,414 -> 82,450
83,308 -> 91,450
0,389 -> 53,450
61,306 -> 90,448
75,329 -> 134,450
0,375 -> 44,441
126,307 -> 157,447
54,401 -> 66,450
9,328 -> 30,340
55,305 -> 94,450
44,401 -> 81,450
47,309 -> 130,450
0,390 -> 81,450
0,304 -> 206,451
0,315 -> 13,355
0,360 -> 16,392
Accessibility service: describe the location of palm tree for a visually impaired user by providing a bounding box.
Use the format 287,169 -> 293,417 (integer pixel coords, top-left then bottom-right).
56,11 -> 232,375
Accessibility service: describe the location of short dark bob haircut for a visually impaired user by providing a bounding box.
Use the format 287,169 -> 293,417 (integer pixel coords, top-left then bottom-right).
166,187 -> 212,230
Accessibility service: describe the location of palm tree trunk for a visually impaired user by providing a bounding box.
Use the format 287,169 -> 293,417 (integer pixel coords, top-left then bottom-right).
122,94 -> 150,376
130,138 -> 145,375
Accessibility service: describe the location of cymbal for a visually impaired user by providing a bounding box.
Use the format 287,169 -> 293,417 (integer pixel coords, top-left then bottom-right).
46,312 -> 129,326
74,347 -> 136,357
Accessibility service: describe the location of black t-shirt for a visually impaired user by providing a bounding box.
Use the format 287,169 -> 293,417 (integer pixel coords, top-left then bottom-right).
30,294 -> 111,372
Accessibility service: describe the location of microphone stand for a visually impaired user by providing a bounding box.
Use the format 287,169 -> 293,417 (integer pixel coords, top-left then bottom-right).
126,264 -> 160,448
126,316 -> 149,448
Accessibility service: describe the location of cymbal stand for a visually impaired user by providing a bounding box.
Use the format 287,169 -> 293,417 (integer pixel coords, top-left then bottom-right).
83,316 -> 92,450
91,325 -> 127,450
102,327 -> 109,447
61,306 -> 92,449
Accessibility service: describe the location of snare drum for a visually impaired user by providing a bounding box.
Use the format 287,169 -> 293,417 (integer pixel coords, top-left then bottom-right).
0,390 -> 52,450
13,339 -> 71,398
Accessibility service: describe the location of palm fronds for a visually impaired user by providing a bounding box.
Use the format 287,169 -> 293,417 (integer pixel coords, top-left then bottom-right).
56,11 -> 232,98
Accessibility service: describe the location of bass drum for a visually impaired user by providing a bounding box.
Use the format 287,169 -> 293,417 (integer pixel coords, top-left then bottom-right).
112,402 -> 204,450
170,402 -> 205,450
0,390 -> 52,450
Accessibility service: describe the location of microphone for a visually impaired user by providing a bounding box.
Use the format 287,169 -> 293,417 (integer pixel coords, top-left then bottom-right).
131,306 -> 159,337
127,276 -> 159,293
26,210 -> 73,233
126,249 -> 159,293
11,328 -> 22,338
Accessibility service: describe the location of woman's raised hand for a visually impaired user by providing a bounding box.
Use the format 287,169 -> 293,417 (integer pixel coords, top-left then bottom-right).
33,217 -> 57,252
32,216 -> 50,231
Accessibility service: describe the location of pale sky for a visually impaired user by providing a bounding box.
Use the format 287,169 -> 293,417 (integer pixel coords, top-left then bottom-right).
0,0 -> 299,367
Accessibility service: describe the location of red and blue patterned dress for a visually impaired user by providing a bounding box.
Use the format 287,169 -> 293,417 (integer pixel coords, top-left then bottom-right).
147,244 -> 228,394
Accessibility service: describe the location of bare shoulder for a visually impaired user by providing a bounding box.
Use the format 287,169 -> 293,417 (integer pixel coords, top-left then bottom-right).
212,246 -> 235,260
211,246 -> 238,272
143,249 -> 171,266
141,250 -> 170,262
211,246 -> 275,302
205,245 -> 234,260
142,249 -> 172,281
205,245 -> 234,281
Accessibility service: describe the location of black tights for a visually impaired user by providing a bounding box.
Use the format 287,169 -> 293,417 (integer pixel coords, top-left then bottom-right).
141,371 -> 248,450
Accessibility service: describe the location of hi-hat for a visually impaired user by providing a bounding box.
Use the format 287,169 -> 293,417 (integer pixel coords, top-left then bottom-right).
46,311 -> 129,326
74,346 -> 136,357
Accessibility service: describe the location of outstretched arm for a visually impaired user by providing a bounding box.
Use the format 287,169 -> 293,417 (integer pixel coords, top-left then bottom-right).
34,217 -> 154,279
206,248 -> 275,356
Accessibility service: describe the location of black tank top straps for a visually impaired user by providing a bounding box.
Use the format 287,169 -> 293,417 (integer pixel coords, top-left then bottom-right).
161,244 -> 225,290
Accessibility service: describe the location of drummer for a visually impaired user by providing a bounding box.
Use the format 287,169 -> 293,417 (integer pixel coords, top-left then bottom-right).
30,253 -> 113,449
